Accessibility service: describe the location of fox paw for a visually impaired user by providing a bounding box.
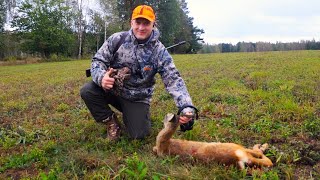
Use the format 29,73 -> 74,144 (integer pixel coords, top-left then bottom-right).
252,143 -> 269,153
260,143 -> 269,152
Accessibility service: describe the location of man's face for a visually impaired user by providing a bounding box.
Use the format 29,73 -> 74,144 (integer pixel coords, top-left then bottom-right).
131,18 -> 154,40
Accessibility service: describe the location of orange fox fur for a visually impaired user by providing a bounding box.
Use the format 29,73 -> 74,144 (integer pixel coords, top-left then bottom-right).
153,113 -> 273,169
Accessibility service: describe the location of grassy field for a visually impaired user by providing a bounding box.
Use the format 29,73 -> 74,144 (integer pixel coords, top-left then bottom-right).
0,50 -> 319,179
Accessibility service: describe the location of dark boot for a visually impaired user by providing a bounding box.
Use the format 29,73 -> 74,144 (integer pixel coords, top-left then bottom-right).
102,113 -> 121,141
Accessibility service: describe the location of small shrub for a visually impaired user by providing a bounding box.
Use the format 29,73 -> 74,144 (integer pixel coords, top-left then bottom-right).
253,170 -> 280,180
50,54 -> 59,61
249,117 -> 276,133
5,101 -> 27,113
209,94 -> 223,102
206,120 -> 219,137
38,169 -> 58,180
56,103 -> 69,112
0,127 -> 43,148
303,118 -> 320,138
3,56 -> 17,62
0,148 -> 47,173
219,118 -> 236,128
0,134 -> 17,149
121,153 -> 148,180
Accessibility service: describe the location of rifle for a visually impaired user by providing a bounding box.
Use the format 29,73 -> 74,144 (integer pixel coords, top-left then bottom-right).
166,38 -> 204,50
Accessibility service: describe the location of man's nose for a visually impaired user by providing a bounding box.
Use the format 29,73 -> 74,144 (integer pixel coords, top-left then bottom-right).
138,24 -> 146,29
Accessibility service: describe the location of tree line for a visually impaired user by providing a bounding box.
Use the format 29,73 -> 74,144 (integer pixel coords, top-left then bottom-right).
0,0 -> 204,61
199,40 -> 320,53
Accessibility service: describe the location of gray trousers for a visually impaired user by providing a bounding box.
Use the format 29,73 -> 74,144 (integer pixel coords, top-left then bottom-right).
80,81 -> 151,139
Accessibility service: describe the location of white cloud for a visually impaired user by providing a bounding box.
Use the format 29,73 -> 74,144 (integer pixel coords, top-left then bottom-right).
187,0 -> 320,44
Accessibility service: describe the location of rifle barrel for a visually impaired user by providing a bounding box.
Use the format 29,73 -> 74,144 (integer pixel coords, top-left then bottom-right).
165,41 -> 187,50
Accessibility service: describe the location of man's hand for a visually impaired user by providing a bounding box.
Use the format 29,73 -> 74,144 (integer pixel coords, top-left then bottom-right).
178,107 -> 196,124
101,68 -> 115,90
179,112 -> 194,124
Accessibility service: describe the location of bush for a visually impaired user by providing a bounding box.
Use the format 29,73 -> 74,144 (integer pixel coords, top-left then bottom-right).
3,56 -> 17,62
48,54 -> 72,62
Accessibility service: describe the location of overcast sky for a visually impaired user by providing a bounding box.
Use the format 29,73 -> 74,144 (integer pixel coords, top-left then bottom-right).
187,0 -> 320,44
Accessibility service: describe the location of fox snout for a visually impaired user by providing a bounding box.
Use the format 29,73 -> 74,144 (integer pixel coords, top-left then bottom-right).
163,113 -> 176,123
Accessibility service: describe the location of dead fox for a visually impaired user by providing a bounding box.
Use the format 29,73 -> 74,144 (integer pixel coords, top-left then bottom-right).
153,113 -> 273,169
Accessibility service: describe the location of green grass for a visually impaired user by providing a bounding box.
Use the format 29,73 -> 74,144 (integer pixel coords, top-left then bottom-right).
1,50 -> 320,179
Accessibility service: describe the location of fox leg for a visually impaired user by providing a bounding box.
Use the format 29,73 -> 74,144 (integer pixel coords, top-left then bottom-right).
154,113 -> 180,155
157,114 -> 179,143
246,144 -> 273,168
247,154 -> 273,167
243,143 -> 272,168
238,161 -> 246,170
252,143 -> 269,153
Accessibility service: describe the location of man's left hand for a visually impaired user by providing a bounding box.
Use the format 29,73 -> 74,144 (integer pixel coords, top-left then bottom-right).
179,112 -> 193,124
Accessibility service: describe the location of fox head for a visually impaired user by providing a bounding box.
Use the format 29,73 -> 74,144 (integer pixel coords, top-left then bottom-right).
163,113 -> 175,122
163,113 -> 180,128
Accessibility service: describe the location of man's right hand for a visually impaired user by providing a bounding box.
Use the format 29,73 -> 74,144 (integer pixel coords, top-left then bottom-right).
101,68 -> 115,90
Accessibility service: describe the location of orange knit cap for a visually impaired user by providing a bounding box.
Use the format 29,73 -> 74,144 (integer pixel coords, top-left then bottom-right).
131,5 -> 155,22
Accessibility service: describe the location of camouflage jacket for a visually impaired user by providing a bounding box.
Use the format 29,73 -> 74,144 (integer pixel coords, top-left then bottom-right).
91,28 -> 193,108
